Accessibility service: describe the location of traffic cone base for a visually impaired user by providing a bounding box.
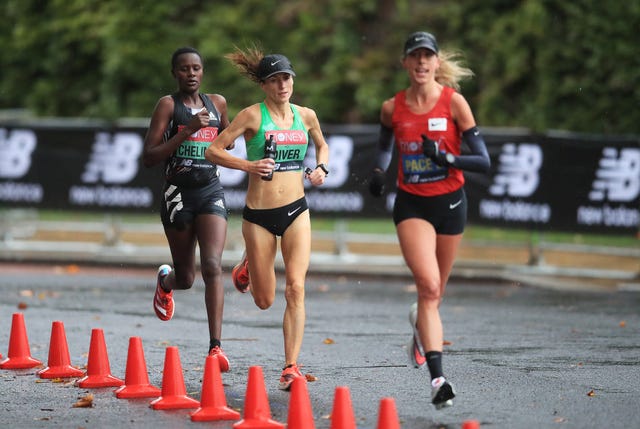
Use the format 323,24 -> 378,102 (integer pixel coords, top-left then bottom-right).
233,366 -> 284,429
115,336 -> 160,399
76,328 -> 123,388
287,376 -> 315,429
150,395 -> 200,410
330,386 -> 356,429
190,354 -> 240,422
0,313 -> 43,370
115,383 -> 161,399
191,406 -> 241,422
38,321 -> 85,379
150,346 -> 199,410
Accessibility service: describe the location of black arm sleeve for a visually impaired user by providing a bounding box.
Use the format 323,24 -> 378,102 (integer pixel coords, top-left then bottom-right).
372,124 -> 394,172
449,126 -> 491,173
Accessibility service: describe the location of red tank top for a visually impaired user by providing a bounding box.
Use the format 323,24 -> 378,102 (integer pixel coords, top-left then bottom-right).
391,86 -> 464,196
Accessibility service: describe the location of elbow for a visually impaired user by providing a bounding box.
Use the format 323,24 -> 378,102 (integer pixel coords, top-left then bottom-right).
204,146 -> 217,164
142,153 -> 154,169
482,155 -> 491,173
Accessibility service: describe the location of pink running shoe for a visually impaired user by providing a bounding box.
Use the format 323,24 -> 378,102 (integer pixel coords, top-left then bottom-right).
231,253 -> 250,293
208,346 -> 230,373
153,264 -> 174,321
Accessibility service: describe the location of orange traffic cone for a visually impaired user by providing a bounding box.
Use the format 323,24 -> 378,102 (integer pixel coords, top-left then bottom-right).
233,366 -> 284,429
0,313 -> 42,369
376,397 -> 400,429
114,336 -> 161,399
38,321 -> 84,379
462,420 -> 481,429
190,354 -> 240,421
287,376 -> 314,429
149,346 -> 200,410
330,386 -> 356,429
77,328 -> 124,388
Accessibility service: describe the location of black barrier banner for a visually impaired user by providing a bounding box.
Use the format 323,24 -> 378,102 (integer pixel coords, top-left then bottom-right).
1,121 -> 638,235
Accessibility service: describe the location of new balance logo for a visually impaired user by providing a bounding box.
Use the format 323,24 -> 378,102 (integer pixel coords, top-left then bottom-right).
489,143 -> 542,197
589,147 -> 640,202
0,129 -> 36,178
82,132 -> 142,184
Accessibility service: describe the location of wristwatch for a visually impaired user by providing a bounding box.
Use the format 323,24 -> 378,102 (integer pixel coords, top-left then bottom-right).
316,163 -> 329,175
445,153 -> 455,165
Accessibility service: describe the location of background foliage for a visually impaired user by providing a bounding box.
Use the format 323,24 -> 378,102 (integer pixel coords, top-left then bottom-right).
1,0 -> 639,134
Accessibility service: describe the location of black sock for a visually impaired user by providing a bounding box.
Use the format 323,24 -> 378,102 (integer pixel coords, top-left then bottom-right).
209,339 -> 221,351
426,351 -> 444,380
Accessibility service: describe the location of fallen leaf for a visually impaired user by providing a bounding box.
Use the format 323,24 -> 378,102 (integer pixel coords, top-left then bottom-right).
619,321 -> 626,328
323,338 -> 335,344
72,393 -> 94,408
587,390 -> 595,397
305,373 -> 317,382
443,340 -> 452,346
554,417 -> 567,423
19,290 -> 34,297
66,264 -> 80,274
17,302 -> 28,310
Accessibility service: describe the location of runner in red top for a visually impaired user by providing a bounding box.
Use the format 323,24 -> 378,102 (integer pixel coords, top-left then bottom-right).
368,31 -> 490,409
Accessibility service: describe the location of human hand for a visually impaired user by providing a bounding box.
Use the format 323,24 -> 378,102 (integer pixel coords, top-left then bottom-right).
421,134 -> 438,159
369,169 -> 386,197
187,107 -> 211,133
422,134 -> 452,166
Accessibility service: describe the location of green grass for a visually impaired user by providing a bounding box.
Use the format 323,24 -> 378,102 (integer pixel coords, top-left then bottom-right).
7,209 -> 638,248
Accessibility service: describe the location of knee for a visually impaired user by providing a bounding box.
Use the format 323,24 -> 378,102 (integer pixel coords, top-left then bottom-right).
415,275 -> 442,302
284,282 -> 305,307
200,256 -> 223,284
173,269 -> 195,290
253,294 -> 274,310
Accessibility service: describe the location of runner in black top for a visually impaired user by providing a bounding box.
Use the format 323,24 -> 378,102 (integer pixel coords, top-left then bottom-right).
142,47 -> 231,372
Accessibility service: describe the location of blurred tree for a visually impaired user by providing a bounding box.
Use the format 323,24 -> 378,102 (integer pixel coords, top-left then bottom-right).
0,0 -> 638,134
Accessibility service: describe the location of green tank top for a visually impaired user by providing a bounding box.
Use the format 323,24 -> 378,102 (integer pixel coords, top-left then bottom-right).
246,102 -> 309,173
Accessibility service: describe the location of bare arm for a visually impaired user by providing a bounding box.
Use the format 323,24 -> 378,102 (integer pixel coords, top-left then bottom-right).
300,106 -> 329,186
204,104 -> 277,178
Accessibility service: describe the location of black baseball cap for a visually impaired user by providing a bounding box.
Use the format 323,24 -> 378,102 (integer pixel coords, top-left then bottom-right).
404,31 -> 439,56
257,54 -> 296,81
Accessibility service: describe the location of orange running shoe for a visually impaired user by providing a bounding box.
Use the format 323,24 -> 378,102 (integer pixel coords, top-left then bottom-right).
278,363 -> 304,391
407,302 -> 426,368
208,346 -> 230,373
231,253 -> 250,293
153,264 -> 174,321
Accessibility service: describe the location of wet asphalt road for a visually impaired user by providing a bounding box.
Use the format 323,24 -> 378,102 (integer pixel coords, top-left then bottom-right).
0,263 -> 639,429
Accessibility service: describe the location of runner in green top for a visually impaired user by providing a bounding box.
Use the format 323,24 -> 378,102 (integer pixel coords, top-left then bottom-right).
205,47 -> 329,391
245,102 -> 309,174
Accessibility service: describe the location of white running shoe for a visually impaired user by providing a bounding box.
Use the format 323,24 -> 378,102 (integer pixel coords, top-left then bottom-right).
431,376 -> 455,409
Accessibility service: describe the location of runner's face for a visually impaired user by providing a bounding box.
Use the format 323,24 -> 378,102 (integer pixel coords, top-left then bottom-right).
261,73 -> 294,103
173,53 -> 203,93
403,48 -> 439,84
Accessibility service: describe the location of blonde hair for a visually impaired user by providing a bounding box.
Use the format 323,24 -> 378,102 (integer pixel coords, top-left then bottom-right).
435,50 -> 474,91
225,45 -> 264,83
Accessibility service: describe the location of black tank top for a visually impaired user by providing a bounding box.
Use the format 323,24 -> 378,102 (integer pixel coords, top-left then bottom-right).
163,93 -> 223,188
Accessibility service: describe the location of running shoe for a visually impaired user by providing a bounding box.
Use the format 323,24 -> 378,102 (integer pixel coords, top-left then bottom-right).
231,252 -> 250,293
153,264 -> 174,321
278,363 -> 304,391
407,302 -> 426,368
208,346 -> 230,373
431,376 -> 455,409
